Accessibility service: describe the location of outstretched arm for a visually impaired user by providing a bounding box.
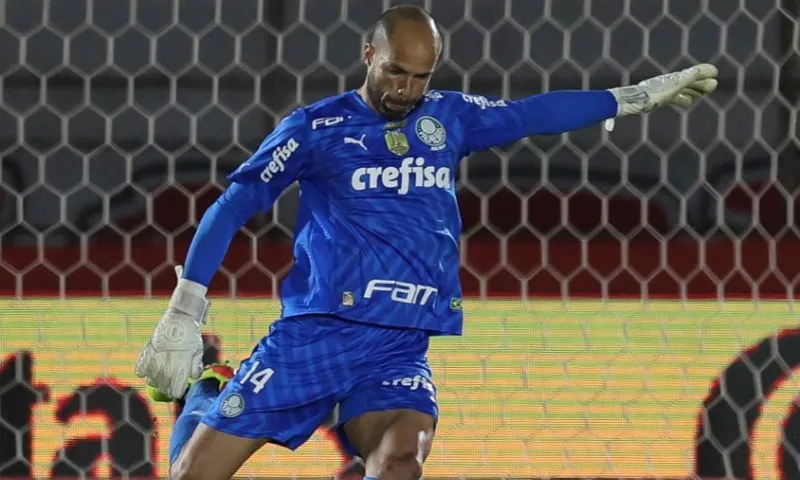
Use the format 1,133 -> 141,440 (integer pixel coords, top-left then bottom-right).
460,90 -> 619,154
181,109 -> 312,289
461,63 -> 718,155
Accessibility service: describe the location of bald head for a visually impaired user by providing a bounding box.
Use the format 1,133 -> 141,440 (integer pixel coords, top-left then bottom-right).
369,5 -> 441,55
360,5 -> 441,119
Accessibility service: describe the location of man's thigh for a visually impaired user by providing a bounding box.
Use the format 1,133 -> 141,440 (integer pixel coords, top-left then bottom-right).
342,409 -> 436,461
343,409 -> 436,480
171,423 -> 266,480
334,358 -> 439,460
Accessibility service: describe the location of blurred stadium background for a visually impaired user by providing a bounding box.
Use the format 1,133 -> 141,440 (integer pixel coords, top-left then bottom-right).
2,0 -> 800,478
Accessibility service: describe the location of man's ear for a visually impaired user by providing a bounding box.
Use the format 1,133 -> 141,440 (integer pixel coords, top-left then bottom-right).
363,43 -> 375,67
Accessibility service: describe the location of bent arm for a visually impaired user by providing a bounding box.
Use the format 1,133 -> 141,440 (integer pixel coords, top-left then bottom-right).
462,90 -> 619,154
182,182 -> 262,287
181,108 -> 312,289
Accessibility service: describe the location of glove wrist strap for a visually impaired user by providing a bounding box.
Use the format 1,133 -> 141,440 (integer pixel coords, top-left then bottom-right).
176,278 -> 208,297
169,278 -> 210,324
607,86 -> 649,117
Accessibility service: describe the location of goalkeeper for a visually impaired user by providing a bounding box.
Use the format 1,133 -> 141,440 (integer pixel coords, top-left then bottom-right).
135,4 -> 718,480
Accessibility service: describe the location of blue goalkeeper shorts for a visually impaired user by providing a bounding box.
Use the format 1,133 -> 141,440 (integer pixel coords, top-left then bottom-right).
201,314 -> 438,456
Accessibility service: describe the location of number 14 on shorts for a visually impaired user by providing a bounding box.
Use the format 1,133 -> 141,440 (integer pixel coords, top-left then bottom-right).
239,361 -> 274,393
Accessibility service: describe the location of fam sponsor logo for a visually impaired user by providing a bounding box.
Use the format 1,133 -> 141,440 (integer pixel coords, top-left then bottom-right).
364,279 -> 438,306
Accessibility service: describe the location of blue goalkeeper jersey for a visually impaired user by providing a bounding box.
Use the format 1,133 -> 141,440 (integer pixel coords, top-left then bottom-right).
194,89 -> 617,336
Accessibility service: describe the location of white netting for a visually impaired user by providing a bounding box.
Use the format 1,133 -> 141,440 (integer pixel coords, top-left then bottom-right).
0,0 -> 797,300
2,0 -> 800,479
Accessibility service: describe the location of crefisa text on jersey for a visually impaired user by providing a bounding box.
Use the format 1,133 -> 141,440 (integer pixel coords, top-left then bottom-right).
461,93 -> 507,109
260,138 -> 300,183
351,156 -> 452,195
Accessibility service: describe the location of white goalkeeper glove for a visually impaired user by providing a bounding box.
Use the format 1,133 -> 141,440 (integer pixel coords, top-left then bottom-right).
604,63 -> 719,131
134,265 -> 209,399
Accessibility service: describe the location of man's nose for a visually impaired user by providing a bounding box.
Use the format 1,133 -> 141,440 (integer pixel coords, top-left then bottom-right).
396,78 -> 412,97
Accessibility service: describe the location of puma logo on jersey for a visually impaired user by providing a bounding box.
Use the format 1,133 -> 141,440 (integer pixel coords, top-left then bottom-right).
344,133 -> 367,151
260,138 -> 299,183
351,157 -> 452,195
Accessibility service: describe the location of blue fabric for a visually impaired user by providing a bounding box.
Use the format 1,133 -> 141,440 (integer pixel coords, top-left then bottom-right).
200,315 -> 438,457
168,380 -> 220,465
181,89 -> 617,335
182,182 -> 260,286
459,89 -> 618,153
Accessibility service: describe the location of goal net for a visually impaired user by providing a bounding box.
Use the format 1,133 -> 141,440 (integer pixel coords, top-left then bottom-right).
1,0 -> 800,479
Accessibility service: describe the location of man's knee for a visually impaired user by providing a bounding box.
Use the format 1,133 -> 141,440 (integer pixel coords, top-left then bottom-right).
370,447 -> 424,480
170,450 -> 208,480
367,415 -> 434,480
